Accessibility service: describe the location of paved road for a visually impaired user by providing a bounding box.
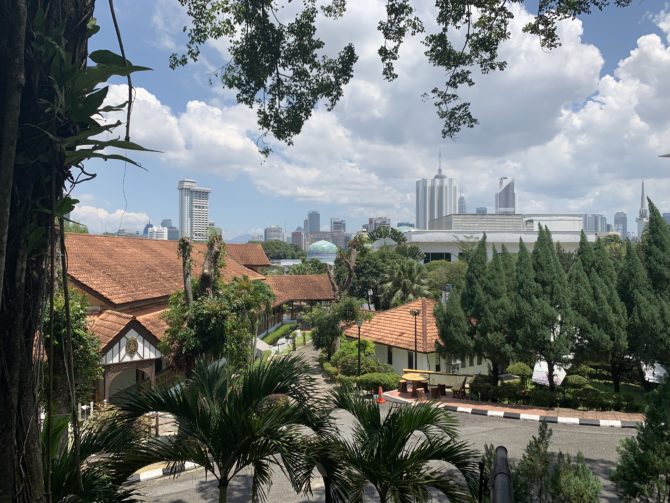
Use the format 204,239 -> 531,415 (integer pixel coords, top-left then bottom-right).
138,407 -> 635,502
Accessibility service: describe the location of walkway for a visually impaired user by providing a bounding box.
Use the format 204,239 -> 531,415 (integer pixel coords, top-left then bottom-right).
384,390 -> 644,428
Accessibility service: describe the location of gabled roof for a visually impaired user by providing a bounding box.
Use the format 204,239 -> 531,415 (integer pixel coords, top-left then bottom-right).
66,234 -> 264,306
88,308 -> 169,351
263,274 -> 337,308
343,298 -> 439,353
226,244 -> 271,268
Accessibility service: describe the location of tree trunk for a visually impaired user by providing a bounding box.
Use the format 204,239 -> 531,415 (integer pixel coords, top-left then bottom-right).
547,360 -> 556,393
0,1 -> 94,500
490,360 -> 500,386
611,362 -> 622,394
178,238 -> 194,307
218,480 -> 228,503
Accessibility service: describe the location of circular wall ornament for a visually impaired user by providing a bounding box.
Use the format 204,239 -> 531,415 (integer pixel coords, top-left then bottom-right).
126,336 -> 139,357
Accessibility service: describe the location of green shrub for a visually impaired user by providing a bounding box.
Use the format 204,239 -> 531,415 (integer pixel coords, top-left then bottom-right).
549,452 -> 602,502
322,361 -> 338,381
262,323 -> 297,346
569,363 -> 595,378
331,337 -> 379,376
557,388 -> 577,408
507,362 -> 533,387
563,375 -> 589,389
498,382 -> 523,403
575,386 -> 604,410
529,388 -> 556,408
336,374 -> 356,387
355,372 -> 399,393
470,377 -> 494,402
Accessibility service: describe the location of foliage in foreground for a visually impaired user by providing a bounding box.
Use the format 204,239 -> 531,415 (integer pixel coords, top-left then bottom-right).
612,379 -> 670,502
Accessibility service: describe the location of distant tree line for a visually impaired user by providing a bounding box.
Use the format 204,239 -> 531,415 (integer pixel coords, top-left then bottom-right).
436,199 -> 670,392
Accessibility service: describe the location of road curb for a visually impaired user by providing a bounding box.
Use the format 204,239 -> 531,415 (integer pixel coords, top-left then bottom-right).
383,392 -> 640,428
129,461 -> 200,482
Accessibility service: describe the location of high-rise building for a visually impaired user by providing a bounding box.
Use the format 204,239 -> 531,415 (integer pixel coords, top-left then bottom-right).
415,165 -> 459,229
178,179 -> 211,242
264,225 -> 284,242
292,228 -> 306,250
142,223 -> 153,237
476,207 -> 488,215
368,216 -> 391,232
330,218 -> 346,232
583,214 -> 607,233
148,226 -> 168,240
160,218 -> 180,240
307,211 -> 320,234
614,211 -> 627,238
495,177 -> 515,214
458,195 -> 467,214
637,181 -> 649,238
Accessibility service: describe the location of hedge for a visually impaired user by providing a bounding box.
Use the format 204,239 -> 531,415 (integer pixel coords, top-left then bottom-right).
355,372 -> 399,393
262,323 -> 297,346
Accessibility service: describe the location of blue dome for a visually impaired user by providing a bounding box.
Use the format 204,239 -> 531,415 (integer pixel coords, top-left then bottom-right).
307,240 -> 337,256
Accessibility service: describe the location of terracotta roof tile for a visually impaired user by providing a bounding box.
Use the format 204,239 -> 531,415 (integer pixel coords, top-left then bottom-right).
88,310 -> 133,348
137,309 -> 169,341
263,274 -> 337,308
66,234 -> 264,306
226,244 -> 271,268
343,298 -> 439,353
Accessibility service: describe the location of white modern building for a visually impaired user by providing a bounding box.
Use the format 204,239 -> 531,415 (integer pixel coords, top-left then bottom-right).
404,227 -> 598,263
178,179 -> 211,242
416,167 -> 459,229
147,226 -> 168,240
495,177 -> 515,215
264,225 -> 284,242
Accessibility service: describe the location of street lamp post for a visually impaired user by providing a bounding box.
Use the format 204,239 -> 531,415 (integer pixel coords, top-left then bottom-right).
410,309 -> 421,370
356,319 -> 363,376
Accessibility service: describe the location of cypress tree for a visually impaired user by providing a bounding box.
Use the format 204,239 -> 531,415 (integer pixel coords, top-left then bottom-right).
567,259 -> 595,357
529,227 -> 575,392
462,234 -> 487,313
513,240 -> 540,367
500,244 -> 517,296
592,240 -> 628,392
576,231 -> 595,275
641,199 -> 670,298
435,288 -> 474,364
475,247 -> 516,384
619,240 -> 670,369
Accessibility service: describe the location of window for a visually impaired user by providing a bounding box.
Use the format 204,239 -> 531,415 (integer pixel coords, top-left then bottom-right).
435,359 -> 441,372
477,354 -> 483,366
387,346 -> 393,365
408,351 -> 414,369
469,355 -> 475,367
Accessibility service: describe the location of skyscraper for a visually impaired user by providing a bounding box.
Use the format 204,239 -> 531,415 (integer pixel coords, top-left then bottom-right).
264,225 -> 284,242
368,216 -> 391,232
330,218 -> 346,232
458,195 -> 467,214
583,214 -> 607,233
614,211 -> 627,238
178,179 -> 211,242
476,207 -> 488,215
495,177 -> 515,214
307,211 -> 320,234
415,164 -> 459,229
637,181 -> 649,238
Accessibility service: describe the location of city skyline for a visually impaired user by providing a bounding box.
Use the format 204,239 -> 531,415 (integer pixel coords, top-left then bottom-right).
70,1 -> 670,238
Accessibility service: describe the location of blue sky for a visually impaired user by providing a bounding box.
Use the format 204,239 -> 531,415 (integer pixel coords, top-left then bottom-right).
73,1 -> 670,238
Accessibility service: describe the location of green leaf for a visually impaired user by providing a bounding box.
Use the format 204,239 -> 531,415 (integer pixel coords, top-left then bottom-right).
65,150 -> 146,169
71,86 -> 109,122
89,49 -> 132,67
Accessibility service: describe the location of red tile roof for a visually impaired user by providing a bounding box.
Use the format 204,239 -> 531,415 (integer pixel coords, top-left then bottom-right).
87,310 -> 134,348
66,234 -> 264,306
343,298 -> 440,353
137,309 -> 169,342
263,274 -> 337,308
226,244 -> 271,268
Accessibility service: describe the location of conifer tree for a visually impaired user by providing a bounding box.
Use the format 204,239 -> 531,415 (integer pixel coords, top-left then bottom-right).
500,244 -> 517,296
619,240 -> 670,368
567,259 -> 595,357
641,200 -> 670,298
435,288 -> 473,364
527,227 -> 575,392
591,240 -> 628,392
513,240 -> 540,366
461,234 -> 487,313
474,248 -> 516,383
576,231 -> 596,274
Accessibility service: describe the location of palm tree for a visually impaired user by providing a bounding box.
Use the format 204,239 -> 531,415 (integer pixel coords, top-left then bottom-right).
381,258 -> 431,308
117,354 -> 321,503
323,387 -> 479,502
42,413 -> 144,502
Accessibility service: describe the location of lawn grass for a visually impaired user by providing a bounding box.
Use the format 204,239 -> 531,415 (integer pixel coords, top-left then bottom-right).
589,380 -> 647,407
278,331 -> 312,355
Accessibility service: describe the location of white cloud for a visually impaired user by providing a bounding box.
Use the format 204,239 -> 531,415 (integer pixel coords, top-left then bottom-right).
113,1 -> 670,227
72,205 -> 150,234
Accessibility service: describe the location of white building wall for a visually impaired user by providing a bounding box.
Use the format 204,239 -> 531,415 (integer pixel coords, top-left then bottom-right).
101,328 -> 162,365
